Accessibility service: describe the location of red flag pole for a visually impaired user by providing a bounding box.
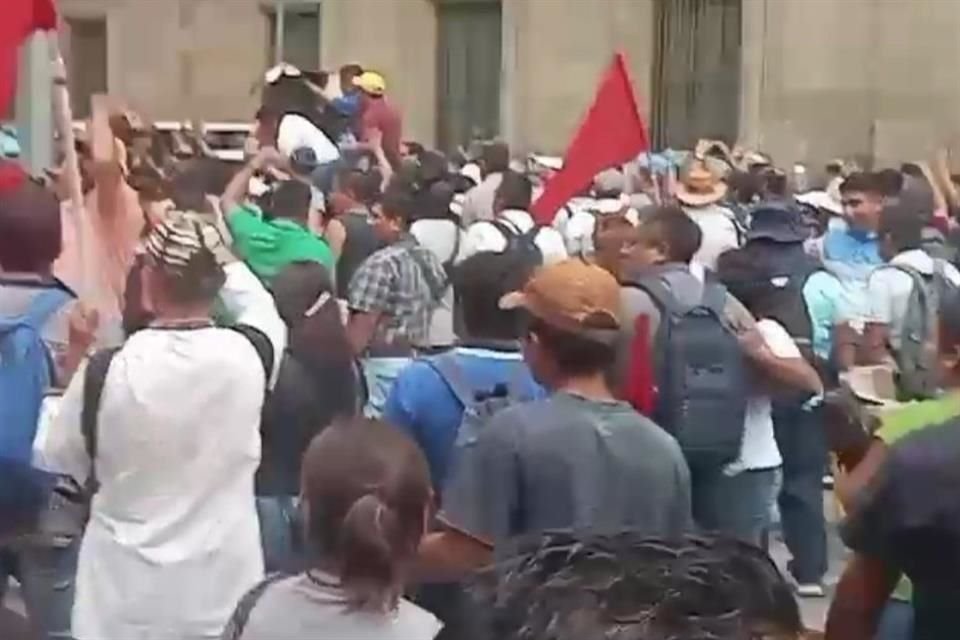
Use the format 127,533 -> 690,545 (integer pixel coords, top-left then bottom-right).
531,53 -> 649,225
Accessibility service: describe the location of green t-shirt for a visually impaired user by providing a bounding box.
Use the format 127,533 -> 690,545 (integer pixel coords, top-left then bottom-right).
227,203 -> 335,281
874,393 -> 960,601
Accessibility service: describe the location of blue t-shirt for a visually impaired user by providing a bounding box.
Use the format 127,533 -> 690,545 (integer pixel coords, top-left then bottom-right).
384,347 -> 544,490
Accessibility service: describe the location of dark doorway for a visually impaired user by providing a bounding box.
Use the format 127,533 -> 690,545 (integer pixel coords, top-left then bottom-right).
652,0 -> 742,149
66,17 -> 108,119
436,0 -> 502,152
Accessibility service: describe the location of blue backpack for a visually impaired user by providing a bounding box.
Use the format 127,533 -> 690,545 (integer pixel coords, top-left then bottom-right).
0,287 -> 73,533
0,287 -> 73,461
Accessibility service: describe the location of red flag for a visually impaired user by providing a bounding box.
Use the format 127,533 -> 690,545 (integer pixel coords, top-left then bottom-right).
0,0 -> 58,118
531,53 -> 649,224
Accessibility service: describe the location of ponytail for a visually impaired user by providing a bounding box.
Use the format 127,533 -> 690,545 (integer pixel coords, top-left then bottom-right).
337,493 -> 403,612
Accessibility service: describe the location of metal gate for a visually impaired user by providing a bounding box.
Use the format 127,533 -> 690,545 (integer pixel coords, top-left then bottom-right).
436,0 -> 502,152
652,0 -> 742,150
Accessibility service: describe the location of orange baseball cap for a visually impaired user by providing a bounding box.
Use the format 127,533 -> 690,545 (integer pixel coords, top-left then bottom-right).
500,259 -> 622,344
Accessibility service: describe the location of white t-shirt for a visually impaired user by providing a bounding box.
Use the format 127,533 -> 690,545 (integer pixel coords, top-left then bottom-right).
410,218 -> 464,347
277,114 -> 340,165
682,203 -> 740,271
562,197 -> 640,257
459,209 -> 568,265
36,262 -> 287,640
725,319 -> 798,474
459,172 -> 503,227
237,573 -> 441,640
865,249 -> 960,351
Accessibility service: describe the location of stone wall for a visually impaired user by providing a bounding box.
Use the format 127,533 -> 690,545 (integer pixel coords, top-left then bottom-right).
746,0 -> 960,168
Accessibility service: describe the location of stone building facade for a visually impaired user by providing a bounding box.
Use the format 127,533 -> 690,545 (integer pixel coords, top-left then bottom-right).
57,0 -> 960,167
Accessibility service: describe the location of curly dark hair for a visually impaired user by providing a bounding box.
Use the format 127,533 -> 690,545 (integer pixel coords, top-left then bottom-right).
470,531 -> 803,640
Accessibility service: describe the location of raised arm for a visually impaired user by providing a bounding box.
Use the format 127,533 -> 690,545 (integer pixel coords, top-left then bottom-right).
218,260 -> 288,387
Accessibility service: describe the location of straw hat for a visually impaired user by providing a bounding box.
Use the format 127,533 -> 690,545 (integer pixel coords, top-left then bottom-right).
676,160 -> 727,207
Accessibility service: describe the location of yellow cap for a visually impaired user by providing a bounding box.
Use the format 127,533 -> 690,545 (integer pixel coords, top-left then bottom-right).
354,71 -> 386,96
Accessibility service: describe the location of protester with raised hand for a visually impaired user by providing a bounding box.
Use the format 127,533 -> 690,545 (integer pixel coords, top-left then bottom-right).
53,92 -> 144,348
222,418 -> 441,640
37,212 -> 285,640
221,146 -> 335,281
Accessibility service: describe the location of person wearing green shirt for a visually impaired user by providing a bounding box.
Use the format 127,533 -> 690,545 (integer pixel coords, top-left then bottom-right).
221,147 -> 334,282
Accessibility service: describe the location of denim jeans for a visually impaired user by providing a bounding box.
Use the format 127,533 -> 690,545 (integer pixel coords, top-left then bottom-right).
0,539 -> 80,640
255,495 -> 303,574
772,400 -> 828,583
691,466 -> 781,547
360,357 -> 411,419
875,599 -> 913,640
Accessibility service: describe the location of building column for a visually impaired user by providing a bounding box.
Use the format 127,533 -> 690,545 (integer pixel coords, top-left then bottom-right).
738,0 -> 766,150
500,0 -> 521,150
16,33 -> 53,174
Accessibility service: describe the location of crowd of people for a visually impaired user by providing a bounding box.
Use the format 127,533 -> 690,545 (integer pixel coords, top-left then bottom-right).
2,60 -> 960,640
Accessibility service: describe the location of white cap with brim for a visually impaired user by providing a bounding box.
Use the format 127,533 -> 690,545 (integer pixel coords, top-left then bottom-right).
796,190 -> 842,216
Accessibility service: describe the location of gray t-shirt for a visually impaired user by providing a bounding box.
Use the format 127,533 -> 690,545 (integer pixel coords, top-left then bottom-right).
441,392 -> 692,548
236,573 -> 442,640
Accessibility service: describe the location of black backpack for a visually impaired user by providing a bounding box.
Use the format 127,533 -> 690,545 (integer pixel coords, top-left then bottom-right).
625,275 -> 749,469
716,242 -> 817,362
490,219 -> 544,270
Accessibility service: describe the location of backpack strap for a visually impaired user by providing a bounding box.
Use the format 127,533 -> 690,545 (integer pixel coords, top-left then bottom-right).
82,347 -> 120,491
700,282 -> 730,317
887,264 -> 931,303
489,219 -> 519,253
22,288 -> 73,331
425,352 -> 477,409
229,324 -> 275,388
443,224 -> 461,274
404,245 -> 448,302
631,276 -> 683,317
221,573 -> 287,640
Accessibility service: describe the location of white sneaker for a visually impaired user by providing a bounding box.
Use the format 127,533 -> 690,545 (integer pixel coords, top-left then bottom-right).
796,582 -> 826,598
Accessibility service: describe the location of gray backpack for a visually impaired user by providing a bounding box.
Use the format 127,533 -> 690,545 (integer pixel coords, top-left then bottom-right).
624,275 -> 750,470
890,262 -> 952,400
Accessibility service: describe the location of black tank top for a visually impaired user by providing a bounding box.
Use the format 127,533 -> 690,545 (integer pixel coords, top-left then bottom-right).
336,208 -> 381,296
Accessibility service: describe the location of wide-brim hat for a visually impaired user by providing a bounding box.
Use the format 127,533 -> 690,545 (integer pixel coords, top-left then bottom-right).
747,203 -> 808,243
838,365 -> 903,410
676,161 -> 727,206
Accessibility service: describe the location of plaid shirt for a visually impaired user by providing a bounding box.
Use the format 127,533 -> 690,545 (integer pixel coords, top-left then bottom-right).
347,235 -> 447,348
